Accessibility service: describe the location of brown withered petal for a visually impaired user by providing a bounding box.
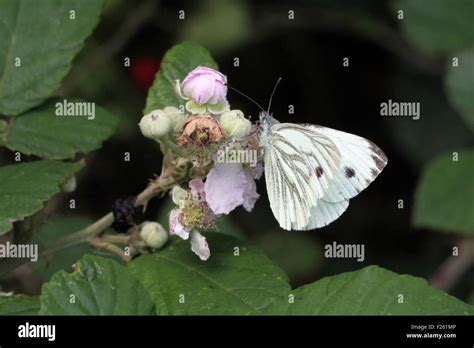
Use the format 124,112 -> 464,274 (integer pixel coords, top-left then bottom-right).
178,114 -> 227,147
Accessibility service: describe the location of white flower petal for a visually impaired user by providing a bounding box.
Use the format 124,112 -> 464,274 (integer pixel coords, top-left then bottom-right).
169,209 -> 190,240
190,230 -> 210,261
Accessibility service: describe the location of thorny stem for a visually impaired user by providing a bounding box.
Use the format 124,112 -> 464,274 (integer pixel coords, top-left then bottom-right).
57,170 -> 181,248
0,159 -> 192,278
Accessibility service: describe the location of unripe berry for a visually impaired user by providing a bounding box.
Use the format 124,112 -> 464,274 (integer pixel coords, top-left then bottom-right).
139,221 -> 169,249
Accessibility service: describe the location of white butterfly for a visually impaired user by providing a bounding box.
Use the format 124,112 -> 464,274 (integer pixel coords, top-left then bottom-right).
259,111 -> 387,230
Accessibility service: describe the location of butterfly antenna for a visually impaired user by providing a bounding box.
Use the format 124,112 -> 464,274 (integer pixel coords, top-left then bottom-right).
267,77 -> 282,113
227,85 -> 265,112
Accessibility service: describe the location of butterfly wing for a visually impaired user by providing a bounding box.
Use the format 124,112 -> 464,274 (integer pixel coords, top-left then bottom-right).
303,185 -> 350,230
301,125 -> 388,229
264,123 -> 341,230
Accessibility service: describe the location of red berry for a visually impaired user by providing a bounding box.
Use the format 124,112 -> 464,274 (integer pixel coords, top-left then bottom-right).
129,55 -> 160,91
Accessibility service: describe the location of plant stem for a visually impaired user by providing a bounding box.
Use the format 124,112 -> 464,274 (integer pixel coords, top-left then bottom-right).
429,238 -> 474,292
89,238 -> 131,263
0,172 -> 185,278
101,234 -> 132,245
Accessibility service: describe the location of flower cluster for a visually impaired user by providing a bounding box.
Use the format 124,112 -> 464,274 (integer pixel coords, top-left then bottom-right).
139,66 -> 261,260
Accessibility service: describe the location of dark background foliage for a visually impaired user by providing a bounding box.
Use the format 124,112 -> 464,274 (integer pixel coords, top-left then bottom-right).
1,0 -> 472,302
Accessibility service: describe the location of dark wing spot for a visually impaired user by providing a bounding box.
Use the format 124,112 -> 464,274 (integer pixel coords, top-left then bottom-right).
371,168 -> 378,178
344,167 -> 355,178
316,166 -> 324,178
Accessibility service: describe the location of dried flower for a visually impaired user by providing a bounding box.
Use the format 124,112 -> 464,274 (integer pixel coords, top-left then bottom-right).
178,114 -> 227,148
112,197 -> 138,232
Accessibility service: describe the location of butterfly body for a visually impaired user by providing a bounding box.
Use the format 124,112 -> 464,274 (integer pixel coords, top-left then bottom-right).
260,112 -> 387,231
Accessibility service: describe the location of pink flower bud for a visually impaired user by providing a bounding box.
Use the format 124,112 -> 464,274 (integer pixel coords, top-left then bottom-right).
181,66 -> 227,105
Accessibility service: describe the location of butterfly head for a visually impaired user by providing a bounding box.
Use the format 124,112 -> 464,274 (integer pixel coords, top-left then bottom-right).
258,111 -> 279,149
259,111 -> 279,132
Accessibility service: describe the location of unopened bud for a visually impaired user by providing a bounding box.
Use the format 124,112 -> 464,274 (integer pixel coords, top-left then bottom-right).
163,106 -> 186,133
220,110 -> 251,138
139,109 -> 172,140
139,221 -> 169,249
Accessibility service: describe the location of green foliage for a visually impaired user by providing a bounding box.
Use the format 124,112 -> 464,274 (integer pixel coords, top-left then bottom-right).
33,217 -> 96,280
269,266 -> 473,315
0,295 -> 40,315
0,0 -> 105,116
129,235 -> 473,315
40,255 -> 155,315
394,0 -> 474,55
0,160 -> 83,234
413,149 -> 474,234
3,98 -> 118,159
445,50 -> 474,132
128,233 -> 290,315
257,231 -> 322,281
179,0 -> 252,54
387,74 -> 472,168
4,235 -> 472,315
144,41 -> 218,114
0,11 -> 472,317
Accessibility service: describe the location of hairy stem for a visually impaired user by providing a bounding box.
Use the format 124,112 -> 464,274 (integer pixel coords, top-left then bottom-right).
0,170 -> 186,278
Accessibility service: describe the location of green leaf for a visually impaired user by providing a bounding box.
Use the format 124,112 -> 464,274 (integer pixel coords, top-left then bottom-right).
3,98 -> 118,159
40,255 -> 155,315
33,216 -> 96,280
0,295 -> 40,315
0,0 -> 105,116
0,160 -> 83,234
268,265 -> 473,315
445,50 -> 474,132
128,233 -> 290,315
129,234 -> 472,315
413,149 -> 474,234
387,73 -> 472,168
257,231 -> 322,281
179,0 -> 252,54
144,41 -> 218,114
393,0 -> 474,55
